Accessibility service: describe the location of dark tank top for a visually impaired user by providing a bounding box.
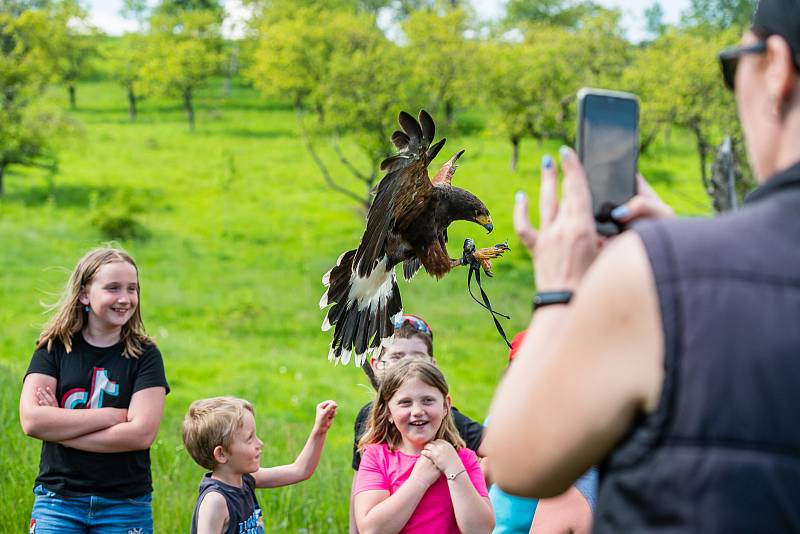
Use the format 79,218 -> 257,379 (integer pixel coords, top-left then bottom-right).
190,473 -> 264,534
594,162 -> 800,533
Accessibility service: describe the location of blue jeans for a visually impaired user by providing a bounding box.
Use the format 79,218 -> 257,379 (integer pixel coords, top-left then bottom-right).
30,485 -> 153,534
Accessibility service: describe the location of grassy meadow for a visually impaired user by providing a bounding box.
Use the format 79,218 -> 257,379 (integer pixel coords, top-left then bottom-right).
0,79 -> 710,532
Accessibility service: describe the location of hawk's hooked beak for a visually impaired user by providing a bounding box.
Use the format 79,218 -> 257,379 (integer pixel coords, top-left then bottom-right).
477,214 -> 493,233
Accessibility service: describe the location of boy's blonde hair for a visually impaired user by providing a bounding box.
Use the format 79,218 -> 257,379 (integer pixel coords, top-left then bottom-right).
182,397 -> 254,470
37,246 -> 152,359
358,358 -> 464,452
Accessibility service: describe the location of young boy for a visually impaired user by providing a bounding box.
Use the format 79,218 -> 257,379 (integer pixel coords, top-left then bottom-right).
183,396 -> 337,534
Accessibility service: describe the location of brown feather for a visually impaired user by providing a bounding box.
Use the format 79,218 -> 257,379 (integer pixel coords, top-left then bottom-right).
418,240 -> 453,279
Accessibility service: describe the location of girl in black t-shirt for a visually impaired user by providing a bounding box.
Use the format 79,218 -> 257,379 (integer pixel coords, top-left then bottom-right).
20,246 -> 169,534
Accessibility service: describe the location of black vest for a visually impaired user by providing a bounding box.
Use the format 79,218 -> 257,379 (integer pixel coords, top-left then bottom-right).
595,162 -> 800,533
190,473 -> 264,534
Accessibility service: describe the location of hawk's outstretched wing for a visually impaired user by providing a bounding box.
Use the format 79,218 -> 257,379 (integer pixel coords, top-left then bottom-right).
353,110 -> 445,278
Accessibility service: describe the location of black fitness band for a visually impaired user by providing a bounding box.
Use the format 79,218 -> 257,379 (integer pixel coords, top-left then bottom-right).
532,291 -> 574,311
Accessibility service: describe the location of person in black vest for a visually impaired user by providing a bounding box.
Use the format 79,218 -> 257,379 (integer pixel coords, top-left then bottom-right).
348,314 -> 486,533
486,0 -> 800,531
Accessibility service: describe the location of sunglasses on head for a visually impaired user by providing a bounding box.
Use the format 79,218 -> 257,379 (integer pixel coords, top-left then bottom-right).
393,314 -> 433,338
719,41 -> 767,91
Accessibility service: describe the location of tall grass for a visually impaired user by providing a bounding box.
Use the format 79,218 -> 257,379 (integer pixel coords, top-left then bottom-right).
0,78 -> 709,532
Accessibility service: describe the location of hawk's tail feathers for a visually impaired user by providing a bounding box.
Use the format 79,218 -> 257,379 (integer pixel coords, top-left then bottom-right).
320,252 -> 402,366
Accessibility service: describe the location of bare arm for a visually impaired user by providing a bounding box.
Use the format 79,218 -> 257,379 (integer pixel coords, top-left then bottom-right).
355,453 -> 441,534
448,477 -> 494,534
486,234 -> 664,497
349,472 -> 360,534
59,386 -> 166,452
19,373 -> 127,442
195,491 -> 229,534
422,441 -> 494,534
354,484 -> 426,534
253,400 -> 336,488
529,485 -> 593,534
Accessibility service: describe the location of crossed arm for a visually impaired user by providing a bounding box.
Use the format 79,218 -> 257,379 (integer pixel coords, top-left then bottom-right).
20,373 -> 166,452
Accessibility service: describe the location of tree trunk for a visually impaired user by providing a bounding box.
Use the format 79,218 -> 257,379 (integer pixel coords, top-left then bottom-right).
127,84 -> 137,121
445,99 -> 454,126
224,48 -> 238,98
68,84 -> 76,109
510,137 -> 520,171
183,87 -> 195,131
692,125 -> 709,188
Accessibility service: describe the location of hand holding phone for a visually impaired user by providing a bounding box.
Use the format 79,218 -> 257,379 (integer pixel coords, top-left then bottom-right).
576,88 -> 639,236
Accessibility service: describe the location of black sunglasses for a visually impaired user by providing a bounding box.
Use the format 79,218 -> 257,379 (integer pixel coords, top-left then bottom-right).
719,41 -> 767,90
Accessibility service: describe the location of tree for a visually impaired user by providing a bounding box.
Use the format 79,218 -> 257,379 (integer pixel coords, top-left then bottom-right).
119,0 -> 149,30
624,29 -> 740,183
247,6 -> 412,207
102,34 -> 147,121
154,0 -> 223,17
0,9 -> 79,194
141,10 -> 223,130
644,1 -> 665,38
680,0 -> 755,33
504,0 -> 602,29
401,8 -> 479,126
49,0 -> 99,109
481,23 -> 577,170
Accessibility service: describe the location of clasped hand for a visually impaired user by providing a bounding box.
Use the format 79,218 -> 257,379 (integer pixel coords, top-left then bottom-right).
407,439 -> 463,489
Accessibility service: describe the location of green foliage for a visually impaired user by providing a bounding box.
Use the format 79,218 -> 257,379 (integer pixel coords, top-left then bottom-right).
46,0 -> 100,108
101,34 -> 147,90
401,8 -> 480,123
504,0 -> 604,29
154,0 -> 223,17
680,0 -> 756,33
644,1 -> 666,38
623,28 -> 740,179
0,9 -> 79,192
143,11 -> 224,96
140,10 -> 224,128
246,6 -> 380,109
481,11 -> 631,167
88,189 -> 151,241
0,78 -> 711,532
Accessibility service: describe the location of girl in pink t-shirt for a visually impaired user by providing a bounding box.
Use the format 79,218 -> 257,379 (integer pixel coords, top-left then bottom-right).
354,359 -> 494,533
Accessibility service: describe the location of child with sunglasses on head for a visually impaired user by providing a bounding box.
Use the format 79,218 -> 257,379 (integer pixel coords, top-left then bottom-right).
354,358 -> 494,533
20,246 -> 169,534
349,314 -> 487,533
183,396 -> 337,534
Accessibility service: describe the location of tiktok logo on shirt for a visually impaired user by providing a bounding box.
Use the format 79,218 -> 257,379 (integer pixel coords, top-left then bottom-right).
239,509 -> 264,534
61,368 -> 119,409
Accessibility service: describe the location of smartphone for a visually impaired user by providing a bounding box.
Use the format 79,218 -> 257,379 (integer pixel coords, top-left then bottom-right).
576,88 -> 639,236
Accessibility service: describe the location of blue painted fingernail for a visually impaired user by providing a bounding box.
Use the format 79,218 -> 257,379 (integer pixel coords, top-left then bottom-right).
559,146 -> 571,161
515,191 -> 526,203
611,205 -> 630,220
542,155 -> 553,169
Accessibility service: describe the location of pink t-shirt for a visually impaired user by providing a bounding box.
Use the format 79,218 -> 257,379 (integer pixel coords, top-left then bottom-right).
355,443 -> 489,534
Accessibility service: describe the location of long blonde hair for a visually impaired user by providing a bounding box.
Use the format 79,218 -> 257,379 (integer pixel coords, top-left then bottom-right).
36,246 -> 152,358
358,358 -> 465,452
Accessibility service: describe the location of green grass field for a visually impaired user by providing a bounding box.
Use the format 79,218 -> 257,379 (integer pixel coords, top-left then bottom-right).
0,79 -> 710,532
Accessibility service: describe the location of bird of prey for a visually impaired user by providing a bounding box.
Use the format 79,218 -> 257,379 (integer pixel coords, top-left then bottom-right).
319,109 -> 503,366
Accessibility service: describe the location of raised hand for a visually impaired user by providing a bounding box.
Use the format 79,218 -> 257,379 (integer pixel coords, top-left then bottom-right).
514,148 -> 600,292
313,400 -> 337,434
